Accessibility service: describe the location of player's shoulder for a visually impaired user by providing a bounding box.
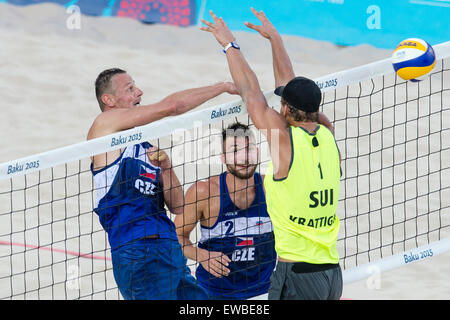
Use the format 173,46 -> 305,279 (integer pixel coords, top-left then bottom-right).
197,175 -> 221,192
186,175 -> 221,199
87,108 -> 128,140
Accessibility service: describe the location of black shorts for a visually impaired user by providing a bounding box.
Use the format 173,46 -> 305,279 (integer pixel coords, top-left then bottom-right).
268,261 -> 343,300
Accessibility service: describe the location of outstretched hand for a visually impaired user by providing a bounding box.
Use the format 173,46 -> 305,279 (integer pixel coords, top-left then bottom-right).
244,7 -> 279,40
200,10 -> 235,48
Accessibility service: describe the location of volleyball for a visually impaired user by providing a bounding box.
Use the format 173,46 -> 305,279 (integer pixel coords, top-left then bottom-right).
392,38 -> 436,82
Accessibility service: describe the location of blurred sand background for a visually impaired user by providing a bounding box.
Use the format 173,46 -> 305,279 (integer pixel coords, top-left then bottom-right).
0,2 -> 449,300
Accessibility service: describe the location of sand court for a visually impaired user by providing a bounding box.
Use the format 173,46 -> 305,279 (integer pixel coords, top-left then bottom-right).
0,3 -> 449,300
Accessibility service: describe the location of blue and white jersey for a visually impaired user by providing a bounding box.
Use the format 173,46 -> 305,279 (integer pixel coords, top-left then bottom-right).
91,142 -> 177,252
196,172 -> 276,300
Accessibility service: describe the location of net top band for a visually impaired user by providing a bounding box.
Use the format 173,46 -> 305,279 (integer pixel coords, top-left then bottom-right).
1,41 -> 449,181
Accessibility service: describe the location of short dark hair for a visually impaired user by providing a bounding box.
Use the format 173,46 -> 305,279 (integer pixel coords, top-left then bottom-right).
282,98 -> 319,122
221,122 -> 253,152
95,68 -> 126,111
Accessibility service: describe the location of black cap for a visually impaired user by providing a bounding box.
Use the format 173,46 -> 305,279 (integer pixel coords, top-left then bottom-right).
274,76 -> 322,112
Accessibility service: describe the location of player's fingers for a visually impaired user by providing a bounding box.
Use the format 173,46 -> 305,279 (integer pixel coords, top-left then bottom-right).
218,257 -> 231,274
221,253 -> 231,264
149,149 -> 167,162
207,267 -> 222,278
209,266 -> 223,278
258,9 -> 267,19
210,257 -> 230,273
250,7 -> 264,21
148,146 -> 158,159
220,265 -> 230,276
213,261 -> 230,276
218,17 -> 227,26
244,21 -> 259,31
212,251 -> 231,265
218,257 -> 230,270
208,261 -> 225,278
209,10 -> 220,23
149,151 -> 159,161
201,260 -> 220,278
201,18 -> 215,28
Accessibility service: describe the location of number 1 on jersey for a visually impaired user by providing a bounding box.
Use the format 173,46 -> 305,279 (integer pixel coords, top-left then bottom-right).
318,163 -> 323,179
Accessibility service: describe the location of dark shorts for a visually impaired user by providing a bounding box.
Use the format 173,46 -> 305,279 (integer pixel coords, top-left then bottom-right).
268,261 -> 343,300
111,238 -> 207,300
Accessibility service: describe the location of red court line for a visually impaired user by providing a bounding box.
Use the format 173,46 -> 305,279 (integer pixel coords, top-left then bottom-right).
0,240 -> 112,261
0,240 -> 352,300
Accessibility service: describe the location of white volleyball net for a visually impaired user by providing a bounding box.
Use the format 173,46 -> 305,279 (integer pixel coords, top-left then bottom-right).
0,41 -> 449,300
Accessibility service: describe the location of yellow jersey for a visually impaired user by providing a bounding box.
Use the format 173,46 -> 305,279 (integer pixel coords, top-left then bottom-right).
264,125 -> 341,263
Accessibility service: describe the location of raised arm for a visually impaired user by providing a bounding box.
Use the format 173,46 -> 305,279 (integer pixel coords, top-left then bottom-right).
201,10 -> 291,178
202,12 -> 287,129
88,81 -> 238,140
245,7 -> 295,87
246,8 -> 337,139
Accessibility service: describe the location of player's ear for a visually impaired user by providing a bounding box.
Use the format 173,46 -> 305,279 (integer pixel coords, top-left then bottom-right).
281,103 -> 288,118
101,93 -> 115,108
220,138 -> 228,164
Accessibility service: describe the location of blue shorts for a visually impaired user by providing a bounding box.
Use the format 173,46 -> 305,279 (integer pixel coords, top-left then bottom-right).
111,238 -> 207,300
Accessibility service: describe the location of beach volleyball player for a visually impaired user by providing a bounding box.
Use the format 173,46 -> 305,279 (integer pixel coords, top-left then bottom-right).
175,122 -> 276,299
87,68 -> 238,299
201,9 -> 343,299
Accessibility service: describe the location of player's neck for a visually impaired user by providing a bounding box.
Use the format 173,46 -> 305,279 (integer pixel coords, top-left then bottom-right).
290,120 -> 318,134
226,172 -> 256,210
